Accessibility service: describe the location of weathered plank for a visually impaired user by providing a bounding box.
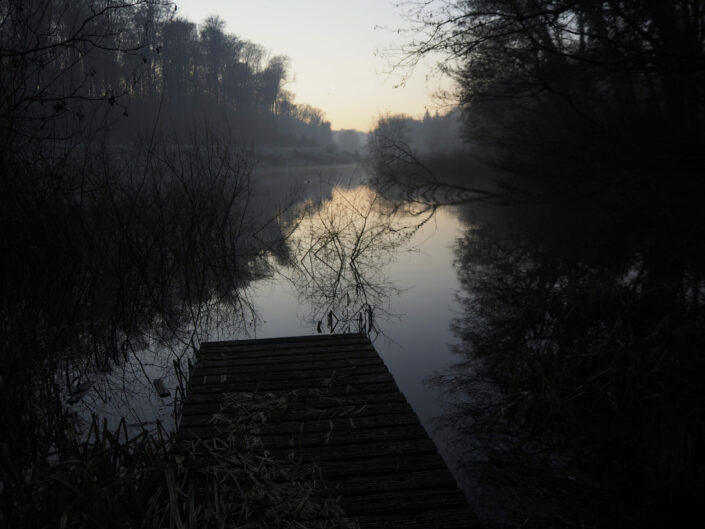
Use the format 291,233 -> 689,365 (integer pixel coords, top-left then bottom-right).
181,382 -> 404,404
200,333 -> 371,348
357,507 -> 478,529
194,354 -> 382,371
321,452 -> 450,477
195,348 -> 378,363
189,364 -> 389,384
181,406 -> 419,429
178,437 -> 440,462
178,334 -> 480,528
182,400 -> 413,420
324,469 -> 458,496
180,422 -> 430,446
199,337 -> 372,355
186,372 -> 396,393
337,487 -> 469,515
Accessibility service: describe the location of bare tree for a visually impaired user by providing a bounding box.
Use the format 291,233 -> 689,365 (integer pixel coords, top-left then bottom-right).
392,1 -> 705,192
0,0 -> 171,147
368,113 -> 499,205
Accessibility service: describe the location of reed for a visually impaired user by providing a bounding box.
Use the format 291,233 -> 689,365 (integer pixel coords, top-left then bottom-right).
0,127 -> 286,527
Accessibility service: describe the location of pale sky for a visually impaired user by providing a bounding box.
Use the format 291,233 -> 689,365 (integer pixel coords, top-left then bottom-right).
173,0 -> 453,131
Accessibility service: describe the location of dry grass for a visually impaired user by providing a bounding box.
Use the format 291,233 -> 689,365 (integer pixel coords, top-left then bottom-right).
145,390 -> 360,529
1,388 -> 361,528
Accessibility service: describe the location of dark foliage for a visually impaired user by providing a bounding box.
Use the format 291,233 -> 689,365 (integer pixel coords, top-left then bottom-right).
367,1 -> 705,526
395,0 -> 705,197
0,1 -> 308,526
438,201 -> 705,527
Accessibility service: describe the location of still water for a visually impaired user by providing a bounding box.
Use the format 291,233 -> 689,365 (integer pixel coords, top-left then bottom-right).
247,164 -> 471,490
67,160 -> 704,526
251,194 -> 464,420
70,162 -> 475,500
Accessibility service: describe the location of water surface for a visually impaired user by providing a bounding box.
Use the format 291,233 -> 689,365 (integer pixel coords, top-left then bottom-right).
247,166 -> 471,490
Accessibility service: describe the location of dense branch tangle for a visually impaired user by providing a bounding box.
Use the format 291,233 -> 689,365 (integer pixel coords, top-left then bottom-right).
285,186 -> 431,336
397,0 -> 705,146
0,1 -> 333,148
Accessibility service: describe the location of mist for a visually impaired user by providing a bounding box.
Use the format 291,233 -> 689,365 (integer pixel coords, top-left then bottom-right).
2,1 -> 705,528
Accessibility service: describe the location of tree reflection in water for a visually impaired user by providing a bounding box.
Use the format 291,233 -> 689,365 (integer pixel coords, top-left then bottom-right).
282,185 -> 433,336
435,203 -> 705,527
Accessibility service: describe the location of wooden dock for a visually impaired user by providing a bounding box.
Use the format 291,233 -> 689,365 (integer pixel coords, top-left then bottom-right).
179,333 -> 480,528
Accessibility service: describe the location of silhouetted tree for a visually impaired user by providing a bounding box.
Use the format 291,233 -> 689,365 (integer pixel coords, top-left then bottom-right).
149,18 -> 330,145
261,55 -> 288,114
285,186 -> 431,336
200,15 -> 227,103
1,3 -> 318,525
368,112 -> 497,204
162,17 -> 198,101
0,0 -> 170,149
396,0 -> 705,194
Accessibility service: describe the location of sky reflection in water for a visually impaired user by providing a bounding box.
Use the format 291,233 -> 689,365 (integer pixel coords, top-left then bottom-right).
249,179 -> 468,485
70,169 -> 471,492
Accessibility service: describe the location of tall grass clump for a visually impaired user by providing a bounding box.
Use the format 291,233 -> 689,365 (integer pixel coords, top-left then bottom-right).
0,1 -> 342,524
0,124 -> 281,526
161,391 -> 359,528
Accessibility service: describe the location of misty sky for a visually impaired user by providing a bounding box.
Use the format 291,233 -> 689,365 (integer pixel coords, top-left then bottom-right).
174,0 -> 451,131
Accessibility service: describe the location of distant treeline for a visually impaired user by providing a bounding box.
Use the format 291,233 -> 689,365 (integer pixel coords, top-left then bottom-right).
371,110 -> 465,155
333,129 -> 369,156
389,1 -> 705,203
0,3 -> 315,526
0,0 -> 333,147
367,109 -> 497,203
